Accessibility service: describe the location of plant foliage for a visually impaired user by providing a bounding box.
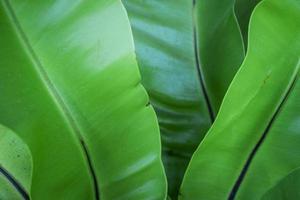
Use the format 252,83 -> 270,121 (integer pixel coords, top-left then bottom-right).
0,0 -> 299,199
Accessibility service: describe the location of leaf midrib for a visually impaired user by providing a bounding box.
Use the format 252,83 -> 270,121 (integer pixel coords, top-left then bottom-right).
0,165 -> 29,200
2,1 -> 99,199
228,72 -> 299,200
192,0 -> 215,123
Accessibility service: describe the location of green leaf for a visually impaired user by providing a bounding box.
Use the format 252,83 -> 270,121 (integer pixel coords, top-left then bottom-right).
123,1 -> 212,197
195,0 -> 245,113
234,0 -> 262,47
261,168 -> 300,200
0,124 -> 32,200
180,0 -> 300,199
0,0 -> 166,199
123,0 -> 245,197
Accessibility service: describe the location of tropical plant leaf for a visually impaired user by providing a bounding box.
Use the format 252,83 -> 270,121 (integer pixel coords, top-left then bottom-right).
0,0 -> 166,199
123,0 -> 245,197
0,124 -> 32,200
234,0 -> 262,47
123,1 -> 212,197
195,0 -> 245,113
180,0 -> 300,199
261,168 -> 300,200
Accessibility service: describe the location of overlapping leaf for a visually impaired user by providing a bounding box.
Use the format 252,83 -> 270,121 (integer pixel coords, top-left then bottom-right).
194,0 -> 245,113
123,1 -> 212,197
123,0 -> 249,197
234,0 -> 262,47
180,0 -> 300,199
0,124 -> 32,200
261,168 -> 300,200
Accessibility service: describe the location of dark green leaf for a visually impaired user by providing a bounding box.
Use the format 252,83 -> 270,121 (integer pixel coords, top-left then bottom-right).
123,0 -> 245,197
261,168 -> 300,200
195,0 -> 245,113
123,1 -> 211,197
234,0 -> 262,47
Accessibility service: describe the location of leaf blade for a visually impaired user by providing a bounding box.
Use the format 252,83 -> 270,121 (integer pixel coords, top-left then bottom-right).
124,0 -> 246,197
0,124 -> 32,200
180,0 -> 300,199
0,0 -> 167,199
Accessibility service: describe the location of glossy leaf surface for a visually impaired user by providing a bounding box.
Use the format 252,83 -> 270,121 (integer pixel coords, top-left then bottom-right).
123,1 -> 212,197
180,0 -> 300,199
123,0 -> 245,197
0,124 -> 32,200
0,0 -> 166,199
